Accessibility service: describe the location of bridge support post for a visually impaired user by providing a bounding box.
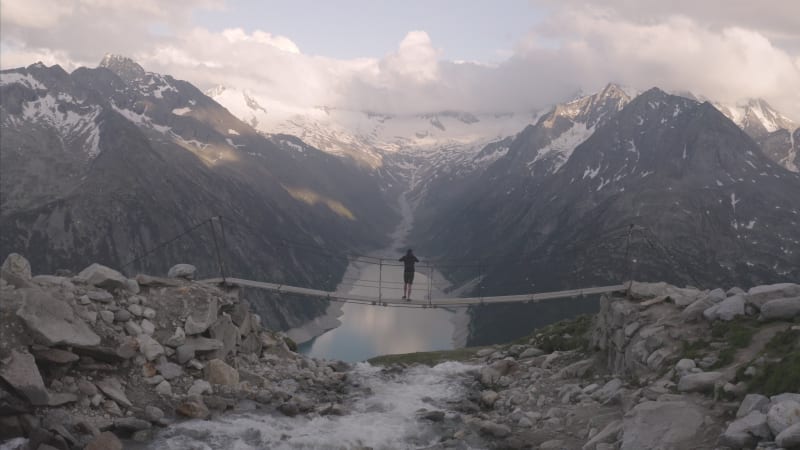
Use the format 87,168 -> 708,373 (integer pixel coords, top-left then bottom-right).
428,264 -> 433,307
209,216 -> 227,284
378,259 -> 383,303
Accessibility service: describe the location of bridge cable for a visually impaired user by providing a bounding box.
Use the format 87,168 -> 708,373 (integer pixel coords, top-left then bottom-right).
119,217 -> 214,271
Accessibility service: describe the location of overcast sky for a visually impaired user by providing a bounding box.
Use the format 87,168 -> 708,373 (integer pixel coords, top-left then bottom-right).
2,0 -> 799,119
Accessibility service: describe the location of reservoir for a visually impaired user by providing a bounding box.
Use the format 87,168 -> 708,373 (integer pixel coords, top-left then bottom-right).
297,258 -> 461,362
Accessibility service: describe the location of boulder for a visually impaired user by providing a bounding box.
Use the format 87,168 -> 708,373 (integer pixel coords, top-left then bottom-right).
165,327 -> 186,348
478,420 -> 511,438
677,372 -> 724,393
720,411 -> 772,448
767,400 -> 800,436
205,359 -> 239,386
184,297 -> 218,335
519,347 -> 545,359
621,401 -> 705,450
96,378 -> 132,408
30,347 -> 79,365
776,422 -> 800,448
176,398 -> 209,419
76,263 -> 130,291
86,290 -> 113,303
155,380 -> 172,396
682,296 -> 721,321
0,349 -> 49,405
140,319 -> 155,335
184,337 -> 224,352
47,392 -> 78,406
747,283 -> 800,309
480,390 -> 499,408
137,335 -> 164,361
114,417 -> 151,432
760,297 -> 800,320
188,380 -> 212,397
592,378 -> 624,404
703,295 -> 745,321
175,345 -> 195,364
85,432 -> 123,450
15,288 -> 100,347
209,314 -> 240,360
144,406 -> 164,423
167,264 -> 197,280
156,360 -> 183,380
582,420 -> 622,450
675,359 -> 696,377
99,311 -> 114,324
771,393 -> 800,404
1,253 -> 31,280
737,394 -> 771,418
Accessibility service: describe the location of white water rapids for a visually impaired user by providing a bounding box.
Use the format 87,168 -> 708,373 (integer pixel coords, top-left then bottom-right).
144,361 -> 479,449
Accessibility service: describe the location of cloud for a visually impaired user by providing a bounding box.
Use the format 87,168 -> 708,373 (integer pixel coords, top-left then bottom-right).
1,0 -> 798,120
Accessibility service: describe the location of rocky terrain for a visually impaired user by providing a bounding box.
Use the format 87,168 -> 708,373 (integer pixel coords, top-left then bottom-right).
2,249 -> 798,449
368,281 -> 800,449
0,253 -> 353,449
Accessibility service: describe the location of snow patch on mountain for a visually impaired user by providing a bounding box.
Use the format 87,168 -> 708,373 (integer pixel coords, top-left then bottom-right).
112,103 -> 171,135
19,93 -> 102,157
529,122 -> 594,174
0,72 -> 46,90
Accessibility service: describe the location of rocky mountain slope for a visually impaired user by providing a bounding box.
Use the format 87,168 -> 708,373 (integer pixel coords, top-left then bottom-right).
412,88 -> 800,345
715,99 -> 799,172
0,56 -> 398,330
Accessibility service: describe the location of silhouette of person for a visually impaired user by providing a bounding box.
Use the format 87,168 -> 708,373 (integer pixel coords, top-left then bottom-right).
399,249 -> 419,301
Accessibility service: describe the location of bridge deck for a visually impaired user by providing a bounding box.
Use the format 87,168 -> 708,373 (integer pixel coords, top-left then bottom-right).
202,277 -> 626,307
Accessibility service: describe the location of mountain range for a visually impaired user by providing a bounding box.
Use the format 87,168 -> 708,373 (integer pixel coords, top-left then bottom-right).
2,55 -> 798,344
0,55 -> 397,330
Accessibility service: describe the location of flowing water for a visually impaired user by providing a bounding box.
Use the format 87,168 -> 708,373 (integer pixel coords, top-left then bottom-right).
143,361 -> 478,449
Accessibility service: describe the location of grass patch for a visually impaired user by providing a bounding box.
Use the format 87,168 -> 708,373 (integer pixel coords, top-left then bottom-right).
708,319 -> 758,369
746,328 -> 800,395
680,339 -> 709,360
711,319 -> 756,348
528,315 -> 593,353
367,347 -> 485,366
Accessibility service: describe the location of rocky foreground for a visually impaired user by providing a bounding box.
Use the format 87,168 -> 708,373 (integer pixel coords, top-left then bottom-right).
0,254 -> 351,449
402,281 -> 800,449
1,251 -> 799,449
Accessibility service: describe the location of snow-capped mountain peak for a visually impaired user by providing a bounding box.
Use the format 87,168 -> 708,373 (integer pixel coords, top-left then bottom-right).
99,54 -> 146,83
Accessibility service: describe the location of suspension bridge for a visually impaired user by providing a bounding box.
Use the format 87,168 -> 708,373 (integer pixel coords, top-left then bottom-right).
119,215 -> 668,309
201,276 -> 627,308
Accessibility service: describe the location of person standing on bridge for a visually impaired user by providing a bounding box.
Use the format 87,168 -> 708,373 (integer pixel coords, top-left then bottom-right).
399,249 -> 419,301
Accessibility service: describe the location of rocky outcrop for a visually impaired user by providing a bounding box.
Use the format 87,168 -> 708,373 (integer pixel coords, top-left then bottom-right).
167,264 -> 196,280
0,349 -> 49,406
433,281 -> 800,449
15,288 -> 101,347
621,401 -> 706,450
0,254 -> 351,448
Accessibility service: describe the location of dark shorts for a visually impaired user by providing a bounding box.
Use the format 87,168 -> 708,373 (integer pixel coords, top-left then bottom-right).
404,271 -> 415,283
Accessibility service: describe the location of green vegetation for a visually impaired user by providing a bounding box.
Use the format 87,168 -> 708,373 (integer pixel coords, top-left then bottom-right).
528,315 -> 593,353
745,328 -> 800,395
711,319 -> 756,348
367,347 -> 485,366
283,336 -> 298,352
680,339 -> 709,360
709,319 -> 757,369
